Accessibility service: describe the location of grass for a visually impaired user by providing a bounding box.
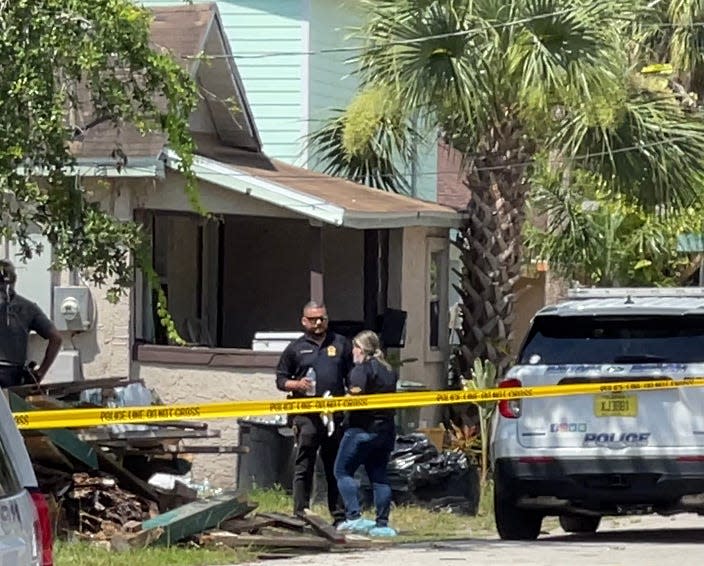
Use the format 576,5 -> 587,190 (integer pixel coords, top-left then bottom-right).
54,485 -> 497,566
249,483 -> 497,541
54,541 -> 252,566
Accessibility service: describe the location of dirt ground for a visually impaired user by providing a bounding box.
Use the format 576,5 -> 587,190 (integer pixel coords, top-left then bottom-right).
236,513 -> 704,566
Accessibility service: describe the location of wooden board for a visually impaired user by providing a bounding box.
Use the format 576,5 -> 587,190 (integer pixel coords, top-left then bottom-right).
300,510 -> 346,543
23,436 -> 74,470
256,512 -> 306,531
8,376 -> 132,399
201,530 -> 332,550
220,516 -> 276,534
78,429 -> 221,442
9,393 -> 98,469
140,491 -> 254,546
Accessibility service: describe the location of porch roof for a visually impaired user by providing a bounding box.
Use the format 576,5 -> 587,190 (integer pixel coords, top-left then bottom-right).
164,135 -> 463,229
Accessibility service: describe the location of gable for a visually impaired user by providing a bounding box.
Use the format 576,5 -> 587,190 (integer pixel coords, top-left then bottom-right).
72,3 -> 261,163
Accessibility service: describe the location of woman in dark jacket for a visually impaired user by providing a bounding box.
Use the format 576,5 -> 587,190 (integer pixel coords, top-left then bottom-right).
334,330 -> 398,537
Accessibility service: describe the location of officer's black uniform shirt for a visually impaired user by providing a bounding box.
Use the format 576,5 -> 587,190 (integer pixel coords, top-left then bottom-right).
275,332 -> 352,398
345,358 -> 398,430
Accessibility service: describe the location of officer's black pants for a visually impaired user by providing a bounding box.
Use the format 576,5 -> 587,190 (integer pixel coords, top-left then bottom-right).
0,366 -> 23,388
291,414 -> 345,523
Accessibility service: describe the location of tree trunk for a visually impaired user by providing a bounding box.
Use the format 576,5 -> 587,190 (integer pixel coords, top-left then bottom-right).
454,134 -> 530,378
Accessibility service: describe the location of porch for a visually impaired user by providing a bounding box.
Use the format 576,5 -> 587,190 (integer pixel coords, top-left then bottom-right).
131,143 -> 461,384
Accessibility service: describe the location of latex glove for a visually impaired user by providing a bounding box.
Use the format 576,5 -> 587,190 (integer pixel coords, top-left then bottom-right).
320,390 -> 335,437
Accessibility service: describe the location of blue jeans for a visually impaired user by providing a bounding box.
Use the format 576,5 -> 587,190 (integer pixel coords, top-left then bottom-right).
333,423 -> 395,526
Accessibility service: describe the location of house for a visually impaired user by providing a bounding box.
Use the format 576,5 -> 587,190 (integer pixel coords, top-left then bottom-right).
137,1 -> 546,353
14,4 -> 461,486
140,0 -> 440,202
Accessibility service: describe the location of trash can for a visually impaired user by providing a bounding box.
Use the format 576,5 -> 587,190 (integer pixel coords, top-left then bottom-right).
237,417 -> 295,492
395,380 -> 428,434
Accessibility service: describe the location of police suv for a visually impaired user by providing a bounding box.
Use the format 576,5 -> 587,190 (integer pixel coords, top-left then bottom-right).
491,288 -> 704,540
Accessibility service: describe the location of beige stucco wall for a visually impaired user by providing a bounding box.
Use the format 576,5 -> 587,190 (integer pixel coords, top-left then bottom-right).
132,363 -> 282,488
510,272 -> 547,356
398,226 -> 450,425
26,179 -> 135,382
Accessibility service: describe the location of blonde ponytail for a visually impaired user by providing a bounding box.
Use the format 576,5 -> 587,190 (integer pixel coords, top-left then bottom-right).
353,330 -> 392,370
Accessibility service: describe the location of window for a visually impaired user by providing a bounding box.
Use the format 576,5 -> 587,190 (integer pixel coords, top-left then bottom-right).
426,238 -> 448,358
519,315 -> 704,365
138,211 -> 219,347
429,250 -> 442,348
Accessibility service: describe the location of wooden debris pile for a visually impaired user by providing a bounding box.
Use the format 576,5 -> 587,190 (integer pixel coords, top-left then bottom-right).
66,473 -> 158,537
7,378 -> 391,554
7,377 -> 239,538
116,494 -> 385,555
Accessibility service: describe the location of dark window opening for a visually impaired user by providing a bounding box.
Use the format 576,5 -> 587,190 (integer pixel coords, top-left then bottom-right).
519,315 -> 704,365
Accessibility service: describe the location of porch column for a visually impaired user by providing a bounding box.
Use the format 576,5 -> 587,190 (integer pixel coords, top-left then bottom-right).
364,230 -> 380,329
310,222 -> 324,303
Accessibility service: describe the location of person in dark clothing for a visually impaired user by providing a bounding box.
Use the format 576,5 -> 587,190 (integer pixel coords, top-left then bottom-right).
275,301 -> 352,525
0,260 -> 62,388
334,330 -> 398,537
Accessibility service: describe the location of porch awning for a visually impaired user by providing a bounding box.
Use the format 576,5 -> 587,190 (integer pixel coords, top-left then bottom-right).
165,135 -> 464,230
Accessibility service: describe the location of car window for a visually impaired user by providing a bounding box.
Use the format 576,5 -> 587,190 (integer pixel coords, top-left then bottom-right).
519,315 -> 704,365
0,435 -> 21,497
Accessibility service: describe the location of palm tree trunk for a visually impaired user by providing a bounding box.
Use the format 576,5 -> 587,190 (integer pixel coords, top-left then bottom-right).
454,134 -> 530,377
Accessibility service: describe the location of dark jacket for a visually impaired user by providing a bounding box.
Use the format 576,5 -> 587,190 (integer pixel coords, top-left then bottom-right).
345,358 -> 398,431
275,332 -> 352,398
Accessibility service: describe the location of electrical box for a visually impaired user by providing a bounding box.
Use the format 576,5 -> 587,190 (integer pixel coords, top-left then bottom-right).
53,286 -> 93,332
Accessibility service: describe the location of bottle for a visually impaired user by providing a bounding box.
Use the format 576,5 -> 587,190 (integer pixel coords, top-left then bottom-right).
305,367 -> 316,397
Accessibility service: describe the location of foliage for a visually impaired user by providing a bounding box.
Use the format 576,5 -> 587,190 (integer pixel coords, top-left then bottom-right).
0,1 -> 198,342
524,166 -> 704,286
307,87 -> 418,193
385,351 -> 419,371
460,359 -> 498,487
309,0 -> 704,375
636,0 -> 704,98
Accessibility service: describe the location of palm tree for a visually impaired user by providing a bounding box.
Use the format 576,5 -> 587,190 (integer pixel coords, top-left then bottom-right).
310,0 -> 704,377
638,0 -> 704,99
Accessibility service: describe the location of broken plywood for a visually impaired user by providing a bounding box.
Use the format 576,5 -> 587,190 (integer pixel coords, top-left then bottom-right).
300,510 -> 346,543
140,491 -> 254,546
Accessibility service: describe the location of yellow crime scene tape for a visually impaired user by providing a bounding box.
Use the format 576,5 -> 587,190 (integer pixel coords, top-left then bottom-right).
12,376 -> 704,430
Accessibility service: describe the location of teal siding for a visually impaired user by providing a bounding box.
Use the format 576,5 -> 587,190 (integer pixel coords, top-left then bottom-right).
308,0 -> 360,130
141,0 -> 305,165
308,0 -> 436,201
140,0 -> 437,199
408,136 -> 439,202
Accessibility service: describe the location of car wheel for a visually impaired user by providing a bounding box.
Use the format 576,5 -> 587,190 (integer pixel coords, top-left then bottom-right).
494,480 -> 542,540
559,515 -> 601,534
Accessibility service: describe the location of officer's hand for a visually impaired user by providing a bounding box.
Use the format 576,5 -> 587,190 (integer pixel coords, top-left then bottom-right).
289,378 -> 312,393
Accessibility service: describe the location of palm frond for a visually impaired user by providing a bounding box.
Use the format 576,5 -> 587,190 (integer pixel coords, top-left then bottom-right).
306,92 -> 419,194
549,82 -> 704,207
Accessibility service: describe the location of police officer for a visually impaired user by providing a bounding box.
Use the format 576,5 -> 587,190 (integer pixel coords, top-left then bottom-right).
275,301 -> 352,525
0,259 -> 62,387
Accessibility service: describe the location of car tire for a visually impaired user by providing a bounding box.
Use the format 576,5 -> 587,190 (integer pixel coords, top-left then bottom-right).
559,515 -> 601,534
494,480 -> 542,540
